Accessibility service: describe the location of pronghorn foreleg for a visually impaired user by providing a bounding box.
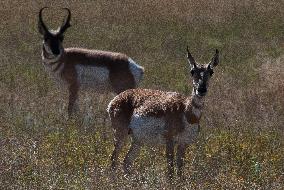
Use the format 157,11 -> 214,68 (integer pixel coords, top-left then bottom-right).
166,139 -> 175,179
123,141 -> 141,174
176,144 -> 187,177
67,83 -> 79,118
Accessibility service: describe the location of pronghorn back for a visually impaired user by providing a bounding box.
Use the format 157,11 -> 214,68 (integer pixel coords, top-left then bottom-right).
62,48 -> 144,93
108,89 -> 186,118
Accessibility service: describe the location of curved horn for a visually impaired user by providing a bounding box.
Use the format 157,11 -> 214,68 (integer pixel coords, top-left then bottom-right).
59,8 -> 71,34
186,46 -> 197,68
38,7 -> 50,35
208,49 -> 219,68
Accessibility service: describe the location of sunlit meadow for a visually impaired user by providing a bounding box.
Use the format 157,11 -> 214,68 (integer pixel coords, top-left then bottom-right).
0,0 -> 283,189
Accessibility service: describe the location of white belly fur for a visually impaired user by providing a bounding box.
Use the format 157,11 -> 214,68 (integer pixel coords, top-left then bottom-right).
130,114 -> 167,145
75,65 -> 110,91
130,114 -> 199,145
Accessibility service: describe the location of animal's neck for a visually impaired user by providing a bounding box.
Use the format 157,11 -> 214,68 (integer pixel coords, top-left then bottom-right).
184,89 -> 205,124
190,89 -> 205,109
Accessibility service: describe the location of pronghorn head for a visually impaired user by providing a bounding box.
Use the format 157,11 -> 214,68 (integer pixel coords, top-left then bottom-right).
38,7 -> 71,55
186,47 -> 219,97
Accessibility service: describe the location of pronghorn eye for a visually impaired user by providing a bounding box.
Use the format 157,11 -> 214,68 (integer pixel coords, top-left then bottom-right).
190,70 -> 195,76
209,70 -> 214,76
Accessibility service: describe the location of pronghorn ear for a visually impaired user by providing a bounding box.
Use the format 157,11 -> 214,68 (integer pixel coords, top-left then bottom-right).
208,49 -> 219,69
186,46 -> 197,70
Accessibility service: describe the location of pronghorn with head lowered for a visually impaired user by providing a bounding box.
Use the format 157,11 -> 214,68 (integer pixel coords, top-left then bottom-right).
38,7 -> 144,116
107,47 -> 219,178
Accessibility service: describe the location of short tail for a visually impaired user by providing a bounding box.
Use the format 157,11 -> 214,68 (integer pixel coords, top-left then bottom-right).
128,58 -> 144,86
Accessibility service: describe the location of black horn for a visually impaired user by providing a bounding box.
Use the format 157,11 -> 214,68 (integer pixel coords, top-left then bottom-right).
38,7 -> 50,35
59,8 -> 71,34
208,49 -> 219,68
186,46 -> 197,68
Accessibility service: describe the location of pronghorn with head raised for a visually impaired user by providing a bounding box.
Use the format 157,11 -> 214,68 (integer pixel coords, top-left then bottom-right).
107,47 -> 219,178
38,7 -> 144,116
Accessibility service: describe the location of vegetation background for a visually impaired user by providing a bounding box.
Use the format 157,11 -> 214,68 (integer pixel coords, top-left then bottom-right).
0,0 -> 283,189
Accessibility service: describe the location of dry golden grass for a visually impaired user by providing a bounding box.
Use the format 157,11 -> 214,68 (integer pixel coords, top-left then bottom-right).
0,0 -> 283,189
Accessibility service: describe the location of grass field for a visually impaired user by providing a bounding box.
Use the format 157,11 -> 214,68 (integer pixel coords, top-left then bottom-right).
0,0 -> 283,189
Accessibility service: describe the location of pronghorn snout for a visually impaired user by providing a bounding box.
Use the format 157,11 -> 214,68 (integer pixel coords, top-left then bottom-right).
49,40 -> 62,55
197,81 -> 207,94
197,87 -> 207,96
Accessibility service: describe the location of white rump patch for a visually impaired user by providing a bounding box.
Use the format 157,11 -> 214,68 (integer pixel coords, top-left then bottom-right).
128,58 -> 144,86
75,65 -> 110,90
107,95 -> 118,116
129,114 -> 167,145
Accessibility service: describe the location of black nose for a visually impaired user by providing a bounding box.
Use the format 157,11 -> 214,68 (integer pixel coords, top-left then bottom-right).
50,41 -> 61,55
197,87 -> 207,95
52,48 -> 60,55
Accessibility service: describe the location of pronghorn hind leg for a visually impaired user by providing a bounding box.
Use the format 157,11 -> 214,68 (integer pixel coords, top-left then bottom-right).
109,98 -> 133,172
102,93 -> 112,127
102,111 -> 109,128
110,120 -> 129,171
110,135 -> 126,170
67,83 -> 79,119
123,141 -> 141,174
176,144 -> 187,177
166,139 -> 175,180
